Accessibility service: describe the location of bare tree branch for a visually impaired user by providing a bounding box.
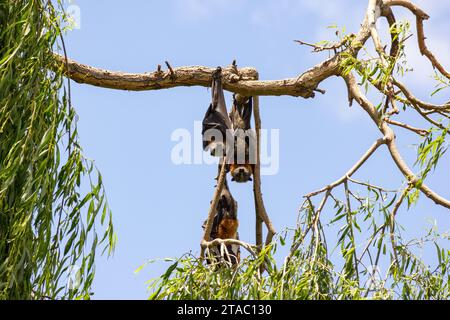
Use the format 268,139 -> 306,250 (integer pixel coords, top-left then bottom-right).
381,6 -> 399,58
344,73 -> 450,209
306,138 -> 387,198
384,118 -> 429,136
392,78 -> 450,112
294,38 -> 349,53
52,53 -> 334,98
347,176 -> 399,193
368,0 -> 387,63
252,96 -> 276,246
52,0 -> 383,99
383,0 -> 429,19
388,186 -> 412,264
200,159 -> 227,259
383,0 -> 450,79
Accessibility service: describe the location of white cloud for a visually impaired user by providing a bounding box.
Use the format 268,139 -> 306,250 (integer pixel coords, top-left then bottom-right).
412,0 -> 450,15
175,0 -> 243,22
250,0 -> 365,26
301,0 -> 352,19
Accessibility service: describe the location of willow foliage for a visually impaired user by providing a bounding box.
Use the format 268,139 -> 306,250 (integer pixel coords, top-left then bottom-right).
148,223 -> 449,300
0,1 -> 115,299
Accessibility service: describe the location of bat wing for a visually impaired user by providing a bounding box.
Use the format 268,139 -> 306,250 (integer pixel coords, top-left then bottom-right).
242,96 -> 253,130
211,179 -> 237,237
202,67 -> 232,156
229,95 -> 255,183
230,95 -> 252,130
206,177 -> 240,266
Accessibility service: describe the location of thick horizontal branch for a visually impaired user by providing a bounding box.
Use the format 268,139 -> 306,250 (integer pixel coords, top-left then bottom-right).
52,53 -> 257,90
52,53 -> 336,98
52,0 -> 381,100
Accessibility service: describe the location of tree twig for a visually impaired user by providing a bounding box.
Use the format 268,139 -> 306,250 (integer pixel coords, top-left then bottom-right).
305,138 -> 387,198
252,96 -> 276,246
384,118 -> 429,136
392,78 -> 450,112
344,73 -> 450,209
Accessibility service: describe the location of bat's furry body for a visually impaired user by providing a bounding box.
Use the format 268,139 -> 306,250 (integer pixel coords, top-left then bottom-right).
201,67 -> 259,267
202,67 -> 232,157
228,95 -> 255,183
204,178 -> 240,266
202,67 -> 255,183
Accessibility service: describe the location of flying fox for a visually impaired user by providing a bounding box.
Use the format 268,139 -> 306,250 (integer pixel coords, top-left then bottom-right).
203,176 -> 240,266
202,67 -> 255,183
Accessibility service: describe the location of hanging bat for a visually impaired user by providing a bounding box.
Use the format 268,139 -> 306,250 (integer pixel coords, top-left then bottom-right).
202,67 -> 232,157
228,94 -> 256,183
202,67 -> 255,183
203,176 -> 240,266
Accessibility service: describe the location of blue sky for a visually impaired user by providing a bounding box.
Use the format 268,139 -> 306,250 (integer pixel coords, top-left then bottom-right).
61,0 -> 450,299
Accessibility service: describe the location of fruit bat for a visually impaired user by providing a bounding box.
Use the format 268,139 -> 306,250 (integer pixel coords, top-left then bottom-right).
228,94 -> 256,183
202,67 -> 255,183
203,176 -> 240,266
202,67 -> 232,157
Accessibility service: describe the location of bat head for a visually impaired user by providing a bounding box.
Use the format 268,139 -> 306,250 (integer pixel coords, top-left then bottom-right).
230,164 -> 253,183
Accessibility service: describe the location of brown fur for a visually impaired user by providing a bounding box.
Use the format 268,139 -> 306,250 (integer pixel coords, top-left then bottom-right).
217,217 -> 239,239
